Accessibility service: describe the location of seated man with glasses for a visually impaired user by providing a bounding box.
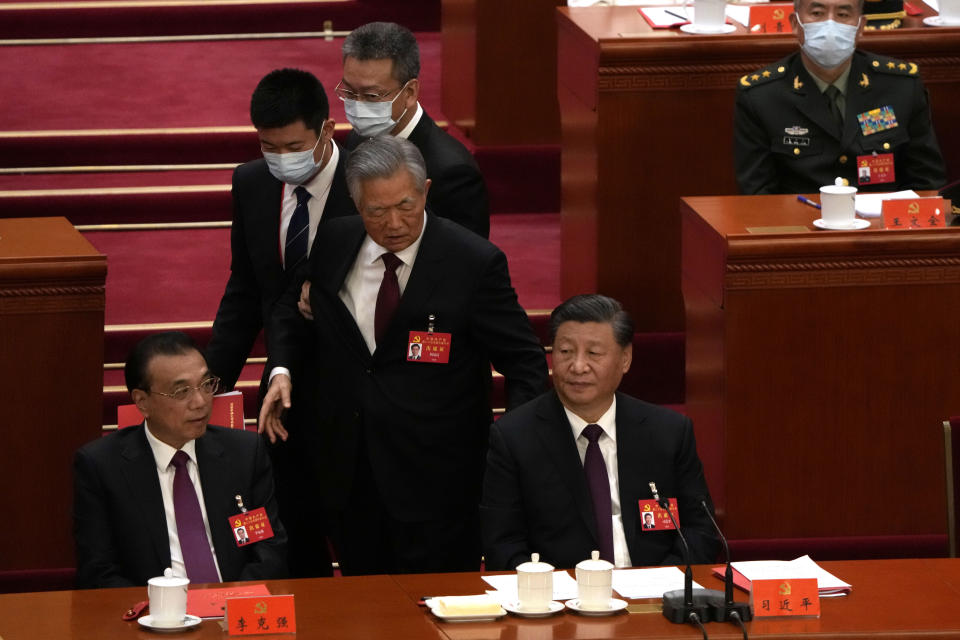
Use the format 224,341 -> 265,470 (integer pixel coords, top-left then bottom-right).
338,21 -> 490,239
73,331 -> 287,588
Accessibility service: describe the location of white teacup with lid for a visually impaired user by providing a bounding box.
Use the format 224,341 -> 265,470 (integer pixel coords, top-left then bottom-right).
820,176 -> 858,227
147,568 -> 190,627
516,552 -> 554,612
575,550 -> 614,611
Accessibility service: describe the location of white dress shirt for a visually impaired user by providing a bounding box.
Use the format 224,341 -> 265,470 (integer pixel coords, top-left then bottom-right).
278,141 -> 339,266
395,102 -> 424,140
338,211 -> 427,354
144,424 -> 223,581
565,397 -> 634,568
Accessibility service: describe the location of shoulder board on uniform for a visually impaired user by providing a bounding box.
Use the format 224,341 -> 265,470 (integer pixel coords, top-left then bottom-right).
739,63 -> 787,89
868,54 -> 919,77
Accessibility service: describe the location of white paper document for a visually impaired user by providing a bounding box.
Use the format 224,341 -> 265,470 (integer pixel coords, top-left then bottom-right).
731,555 -> 852,596
611,566 -> 706,599
855,190 -> 919,217
482,571 -> 580,602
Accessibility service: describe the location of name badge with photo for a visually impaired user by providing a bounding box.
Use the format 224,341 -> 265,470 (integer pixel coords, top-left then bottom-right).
637,498 -> 679,531
856,153 -> 895,185
407,331 -> 451,364
228,507 -> 274,547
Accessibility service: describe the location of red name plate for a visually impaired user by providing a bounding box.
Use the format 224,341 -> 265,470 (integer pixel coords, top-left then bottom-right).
637,498 -> 679,530
226,595 -> 296,635
882,198 -> 949,229
751,578 -> 820,618
749,4 -> 794,32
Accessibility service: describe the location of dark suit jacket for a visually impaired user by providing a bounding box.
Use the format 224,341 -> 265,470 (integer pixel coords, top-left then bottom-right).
346,110 -> 490,238
268,213 -> 548,522
206,148 -> 357,391
735,50 -> 946,195
73,424 -> 287,588
481,391 -> 719,571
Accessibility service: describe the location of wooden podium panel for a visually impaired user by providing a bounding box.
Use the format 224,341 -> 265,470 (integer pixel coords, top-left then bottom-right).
557,7 -> 960,331
682,196 -> 960,541
0,217 -> 105,570
441,0 -> 564,145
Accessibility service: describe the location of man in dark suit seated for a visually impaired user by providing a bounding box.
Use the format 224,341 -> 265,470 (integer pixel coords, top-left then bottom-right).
73,332 -> 287,588
338,21 -> 490,238
260,136 -> 547,575
206,68 -> 355,578
481,295 -> 719,570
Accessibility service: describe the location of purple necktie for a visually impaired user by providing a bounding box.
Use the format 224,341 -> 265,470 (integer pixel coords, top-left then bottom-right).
583,423 -> 615,563
170,450 -> 220,584
374,252 -> 403,344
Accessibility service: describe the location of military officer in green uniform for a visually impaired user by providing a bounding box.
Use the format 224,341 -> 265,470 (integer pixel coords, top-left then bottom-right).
734,0 -> 946,195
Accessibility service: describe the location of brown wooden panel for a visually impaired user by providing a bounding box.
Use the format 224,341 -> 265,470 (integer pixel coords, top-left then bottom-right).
558,6 -> 960,331
442,0 -> 564,145
682,196 -> 960,540
0,217 -> 105,570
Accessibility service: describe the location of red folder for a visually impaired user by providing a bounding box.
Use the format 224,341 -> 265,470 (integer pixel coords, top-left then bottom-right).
117,391 -> 248,430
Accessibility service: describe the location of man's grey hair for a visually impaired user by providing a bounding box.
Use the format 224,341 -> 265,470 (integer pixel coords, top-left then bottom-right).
342,22 -> 420,84
345,136 -> 428,201
549,294 -> 634,348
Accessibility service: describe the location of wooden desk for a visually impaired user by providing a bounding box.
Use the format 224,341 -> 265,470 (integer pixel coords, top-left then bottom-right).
557,7 -> 960,331
682,195 -> 960,541
3,560 -> 960,639
0,217 -> 105,571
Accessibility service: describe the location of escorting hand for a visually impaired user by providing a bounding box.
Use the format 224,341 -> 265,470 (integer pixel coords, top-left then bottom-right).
298,280 -> 313,320
259,374 -> 291,443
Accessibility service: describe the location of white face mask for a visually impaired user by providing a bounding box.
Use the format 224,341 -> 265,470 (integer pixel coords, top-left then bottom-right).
343,82 -> 410,138
262,135 -> 323,185
797,17 -> 859,69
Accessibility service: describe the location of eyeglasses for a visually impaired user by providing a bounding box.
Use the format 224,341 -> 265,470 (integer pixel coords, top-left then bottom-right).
149,376 -> 220,401
334,80 -> 406,103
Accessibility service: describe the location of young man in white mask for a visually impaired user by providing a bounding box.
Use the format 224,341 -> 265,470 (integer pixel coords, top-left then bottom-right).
206,68 -> 356,580
733,0 -> 945,195
337,22 -> 490,239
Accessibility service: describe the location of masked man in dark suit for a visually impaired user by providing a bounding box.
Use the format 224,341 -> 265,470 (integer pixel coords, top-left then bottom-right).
260,136 -> 548,575
734,0 -> 945,194
74,332 -> 286,588
337,21 -> 489,238
206,69 -> 356,577
481,295 -> 719,570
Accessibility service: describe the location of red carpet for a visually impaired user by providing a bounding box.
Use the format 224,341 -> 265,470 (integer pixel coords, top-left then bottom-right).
83,213 -> 560,325
0,35 -> 440,133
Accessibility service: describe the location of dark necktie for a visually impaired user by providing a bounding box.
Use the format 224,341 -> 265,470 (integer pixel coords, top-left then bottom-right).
374,252 -> 403,344
583,423 -> 615,563
170,450 -> 220,584
284,186 -> 311,270
824,85 -> 844,127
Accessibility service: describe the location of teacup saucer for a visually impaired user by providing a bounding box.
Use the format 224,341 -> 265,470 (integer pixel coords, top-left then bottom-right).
923,15 -> 960,26
565,598 -> 629,616
680,23 -> 736,34
137,614 -> 202,632
503,600 -> 565,617
813,218 -> 870,231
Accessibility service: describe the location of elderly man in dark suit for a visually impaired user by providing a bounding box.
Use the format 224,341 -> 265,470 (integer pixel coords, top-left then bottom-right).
206,68 -> 356,578
337,21 -> 489,238
73,332 -> 286,588
481,295 -> 719,571
260,136 -> 547,575
734,0 -> 945,194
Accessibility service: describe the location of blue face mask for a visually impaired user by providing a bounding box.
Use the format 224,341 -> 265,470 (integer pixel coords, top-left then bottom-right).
798,18 -> 859,69
262,135 -> 322,185
343,81 -> 410,138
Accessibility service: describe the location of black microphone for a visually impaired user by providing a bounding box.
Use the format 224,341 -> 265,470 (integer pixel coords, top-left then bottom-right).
699,497 -> 752,633
650,482 -> 717,628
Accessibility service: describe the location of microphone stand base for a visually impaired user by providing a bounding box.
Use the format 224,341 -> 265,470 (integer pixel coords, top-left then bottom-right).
662,588 -> 724,624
